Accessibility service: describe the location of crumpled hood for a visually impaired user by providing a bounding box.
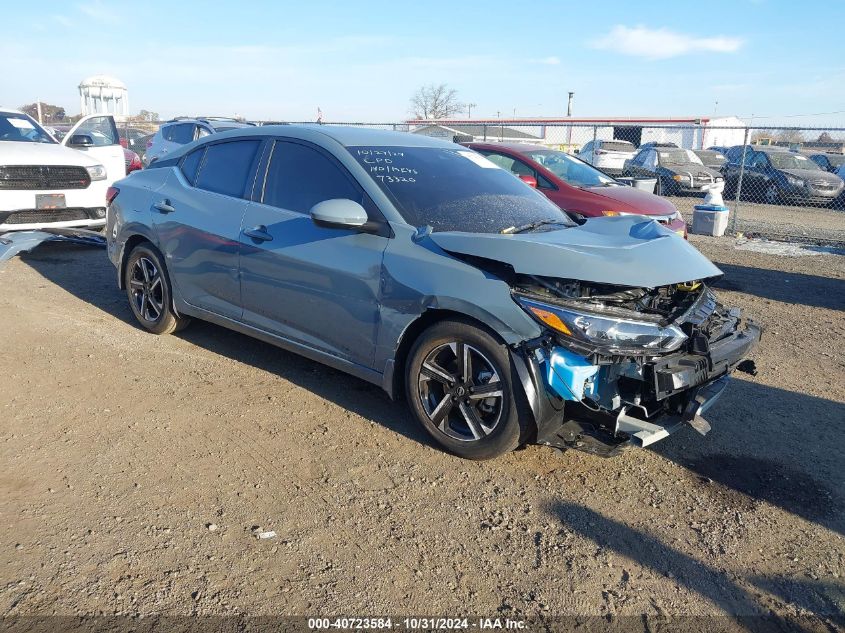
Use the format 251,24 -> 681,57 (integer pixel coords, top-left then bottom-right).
430,215 -> 722,288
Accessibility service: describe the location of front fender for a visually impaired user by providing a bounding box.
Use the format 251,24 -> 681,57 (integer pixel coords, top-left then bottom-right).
375,224 -> 542,395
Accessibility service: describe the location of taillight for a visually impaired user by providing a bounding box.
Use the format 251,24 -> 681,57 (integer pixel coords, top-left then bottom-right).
106,186 -> 120,204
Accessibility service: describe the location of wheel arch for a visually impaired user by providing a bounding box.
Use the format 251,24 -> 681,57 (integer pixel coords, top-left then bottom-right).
386,309 -> 508,402
118,233 -> 154,290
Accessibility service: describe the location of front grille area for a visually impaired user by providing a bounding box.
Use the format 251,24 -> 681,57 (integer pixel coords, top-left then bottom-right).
0,165 -> 91,190
2,208 -> 91,225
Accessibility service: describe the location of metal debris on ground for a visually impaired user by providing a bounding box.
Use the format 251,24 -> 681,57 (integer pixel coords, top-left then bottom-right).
0,229 -> 106,266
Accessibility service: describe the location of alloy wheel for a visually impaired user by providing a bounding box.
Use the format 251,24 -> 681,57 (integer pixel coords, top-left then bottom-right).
129,257 -> 165,323
417,342 -> 504,442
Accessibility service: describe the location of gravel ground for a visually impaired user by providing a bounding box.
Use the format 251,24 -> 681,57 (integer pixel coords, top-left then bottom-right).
0,235 -> 843,631
668,196 -> 845,244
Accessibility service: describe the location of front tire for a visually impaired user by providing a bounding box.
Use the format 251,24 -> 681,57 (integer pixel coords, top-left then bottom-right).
405,320 -> 531,460
124,244 -> 190,335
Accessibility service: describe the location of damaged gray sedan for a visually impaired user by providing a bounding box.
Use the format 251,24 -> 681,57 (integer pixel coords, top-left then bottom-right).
107,126 -> 760,460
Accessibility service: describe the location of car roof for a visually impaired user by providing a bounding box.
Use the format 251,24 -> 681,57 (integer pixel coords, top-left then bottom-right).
752,146 -> 792,153
465,142 -> 551,153
212,125 -> 460,148
0,107 -> 25,115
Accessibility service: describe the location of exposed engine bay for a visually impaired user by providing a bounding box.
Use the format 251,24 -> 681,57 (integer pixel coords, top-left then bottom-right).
509,274 -> 761,456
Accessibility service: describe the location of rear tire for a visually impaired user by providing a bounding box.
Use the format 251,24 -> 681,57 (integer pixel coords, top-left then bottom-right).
405,319 -> 531,460
124,244 -> 190,335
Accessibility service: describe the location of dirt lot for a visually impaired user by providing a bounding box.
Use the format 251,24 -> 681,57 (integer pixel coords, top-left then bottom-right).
1,235 -> 843,630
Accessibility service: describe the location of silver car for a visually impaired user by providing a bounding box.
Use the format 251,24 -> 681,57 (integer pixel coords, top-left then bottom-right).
107,126 -> 760,460
143,117 -> 255,166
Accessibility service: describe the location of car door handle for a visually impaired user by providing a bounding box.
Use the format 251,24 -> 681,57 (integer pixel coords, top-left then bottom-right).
153,199 -> 175,214
244,225 -> 273,242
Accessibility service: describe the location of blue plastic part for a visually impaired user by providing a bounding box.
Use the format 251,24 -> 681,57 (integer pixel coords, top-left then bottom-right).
694,204 -> 729,212
545,347 -> 599,402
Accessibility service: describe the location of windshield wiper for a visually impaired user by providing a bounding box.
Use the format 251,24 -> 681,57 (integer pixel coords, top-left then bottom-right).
501,219 -> 569,234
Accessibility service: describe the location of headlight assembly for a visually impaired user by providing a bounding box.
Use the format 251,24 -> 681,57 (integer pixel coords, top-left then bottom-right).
86,164 -> 107,181
516,296 -> 687,355
786,176 -> 804,187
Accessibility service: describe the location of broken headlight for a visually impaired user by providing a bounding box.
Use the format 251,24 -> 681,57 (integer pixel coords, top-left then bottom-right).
516,296 -> 687,355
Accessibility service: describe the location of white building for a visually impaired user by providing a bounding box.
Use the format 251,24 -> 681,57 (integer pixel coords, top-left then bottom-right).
79,75 -> 129,120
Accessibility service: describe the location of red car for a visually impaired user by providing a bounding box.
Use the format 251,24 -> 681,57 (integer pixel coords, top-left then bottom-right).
466,143 -> 687,236
123,147 -> 143,174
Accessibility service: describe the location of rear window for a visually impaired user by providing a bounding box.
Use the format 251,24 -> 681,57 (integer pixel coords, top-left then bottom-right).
600,141 -> 635,153
164,123 -> 195,144
195,140 -> 260,198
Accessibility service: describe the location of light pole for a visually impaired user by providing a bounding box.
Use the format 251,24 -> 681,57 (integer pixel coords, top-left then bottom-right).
467,102 -> 477,119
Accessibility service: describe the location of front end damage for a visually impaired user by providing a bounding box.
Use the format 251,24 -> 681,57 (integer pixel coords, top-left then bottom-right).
510,275 -> 761,457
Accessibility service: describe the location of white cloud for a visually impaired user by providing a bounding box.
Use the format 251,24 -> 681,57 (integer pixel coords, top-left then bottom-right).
591,25 -> 743,60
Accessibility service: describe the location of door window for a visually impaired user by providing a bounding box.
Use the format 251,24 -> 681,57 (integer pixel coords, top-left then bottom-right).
195,140 -> 260,198
480,151 -> 554,188
643,151 -> 658,170
180,147 -> 206,186
261,141 -> 363,213
750,154 -> 768,169
74,116 -> 119,146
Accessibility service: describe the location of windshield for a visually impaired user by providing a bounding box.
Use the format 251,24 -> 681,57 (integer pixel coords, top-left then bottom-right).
694,150 -> 726,165
349,146 -> 576,233
658,149 -> 702,166
523,149 -> 616,187
0,113 -> 56,144
768,152 -> 822,170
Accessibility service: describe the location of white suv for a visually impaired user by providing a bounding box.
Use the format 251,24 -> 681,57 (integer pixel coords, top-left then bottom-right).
0,108 -> 125,232
578,139 -> 636,176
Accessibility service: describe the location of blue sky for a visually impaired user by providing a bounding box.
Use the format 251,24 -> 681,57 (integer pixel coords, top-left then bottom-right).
2,0 -> 843,125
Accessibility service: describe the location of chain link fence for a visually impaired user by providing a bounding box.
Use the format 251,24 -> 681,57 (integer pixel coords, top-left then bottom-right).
119,118 -> 845,244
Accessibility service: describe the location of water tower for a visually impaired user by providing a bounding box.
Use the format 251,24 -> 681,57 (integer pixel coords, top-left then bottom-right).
78,75 -> 129,120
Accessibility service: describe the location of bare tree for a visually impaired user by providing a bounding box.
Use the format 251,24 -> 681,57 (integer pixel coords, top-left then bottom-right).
410,84 -> 462,119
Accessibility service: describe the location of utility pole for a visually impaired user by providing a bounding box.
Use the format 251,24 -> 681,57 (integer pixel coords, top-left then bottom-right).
36,99 -> 43,124
467,103 -> 477,118
567,92 -> 574,117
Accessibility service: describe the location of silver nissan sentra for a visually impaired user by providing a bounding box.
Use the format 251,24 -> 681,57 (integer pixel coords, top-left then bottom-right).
106,126 -> 760,460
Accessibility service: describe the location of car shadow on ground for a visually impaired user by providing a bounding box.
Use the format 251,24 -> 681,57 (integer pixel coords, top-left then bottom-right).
652,377 -> 845,538
710,262 -> 845,311
546,502 -> 842,630
19,244 -> 433,451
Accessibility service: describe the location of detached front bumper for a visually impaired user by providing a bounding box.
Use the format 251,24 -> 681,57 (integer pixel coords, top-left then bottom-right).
531,319 -> 761,457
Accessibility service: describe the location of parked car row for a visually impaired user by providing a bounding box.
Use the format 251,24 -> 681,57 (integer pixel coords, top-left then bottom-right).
576,137 -> 845,207
719,145 -> 845,206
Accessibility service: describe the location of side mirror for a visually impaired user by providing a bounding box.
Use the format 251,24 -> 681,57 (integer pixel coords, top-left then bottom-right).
310,199 -> 368,229
519,174 -> 538,188
573,148 -> 580,154
68,134 -> 94,147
